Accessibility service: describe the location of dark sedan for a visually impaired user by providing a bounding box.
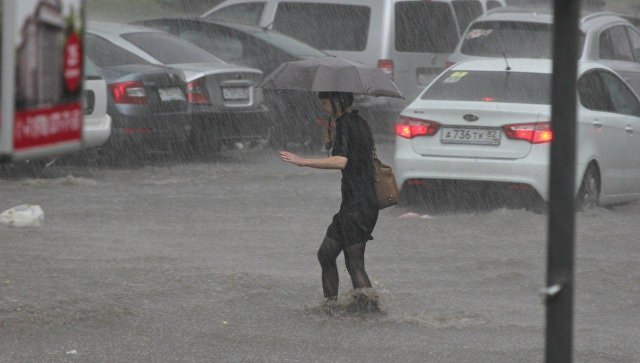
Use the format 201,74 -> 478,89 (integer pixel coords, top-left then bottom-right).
132,17 -> 332,150
88,22 -> 272,153
85,36 -> 191,154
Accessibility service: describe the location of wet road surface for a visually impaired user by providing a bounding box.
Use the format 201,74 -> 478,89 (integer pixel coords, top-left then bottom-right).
1,142 -> 639,362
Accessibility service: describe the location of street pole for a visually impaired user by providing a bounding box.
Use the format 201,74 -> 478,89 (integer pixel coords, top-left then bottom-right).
545,0 -> 581,362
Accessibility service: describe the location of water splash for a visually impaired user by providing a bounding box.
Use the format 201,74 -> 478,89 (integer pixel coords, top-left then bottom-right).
306,288 -> 387,318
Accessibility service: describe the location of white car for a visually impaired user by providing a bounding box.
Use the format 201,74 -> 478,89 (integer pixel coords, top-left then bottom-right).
394,59 -> 640,208
82,58 -> 111,149
446,10 -> 640,95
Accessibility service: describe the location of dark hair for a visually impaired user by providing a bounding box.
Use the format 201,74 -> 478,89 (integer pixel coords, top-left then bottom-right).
318,92 -> 354,113
318,91 -> 331,100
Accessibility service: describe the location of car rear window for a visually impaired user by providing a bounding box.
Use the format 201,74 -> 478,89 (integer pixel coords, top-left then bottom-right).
395,1 -> 459,53
86,34 -> 151,67
452,0 -> 483,33
121,32 -> 224,65
422,70 -> 551,104
461,21 -> 555,58
273,3 -> 370,51
179,27 -> 245,61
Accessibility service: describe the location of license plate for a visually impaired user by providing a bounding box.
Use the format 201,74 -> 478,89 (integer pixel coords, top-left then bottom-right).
158,87 -> 185,102
440,127 -> 501,145
223,87 -> 250,100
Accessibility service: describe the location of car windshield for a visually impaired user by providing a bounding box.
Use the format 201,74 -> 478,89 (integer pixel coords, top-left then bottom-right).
422,70 -> 551,104
461,21 -> 585,58
121,32 -> 224,64
252,31 -> 328,58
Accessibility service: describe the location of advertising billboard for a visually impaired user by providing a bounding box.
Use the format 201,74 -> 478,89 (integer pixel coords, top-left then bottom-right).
1,0 -> 85,162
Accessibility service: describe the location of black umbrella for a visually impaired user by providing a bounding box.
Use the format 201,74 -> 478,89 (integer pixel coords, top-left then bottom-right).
258,57 -> 404,99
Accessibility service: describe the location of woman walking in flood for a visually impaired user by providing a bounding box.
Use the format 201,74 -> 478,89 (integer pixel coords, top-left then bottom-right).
279,92 -> 378,301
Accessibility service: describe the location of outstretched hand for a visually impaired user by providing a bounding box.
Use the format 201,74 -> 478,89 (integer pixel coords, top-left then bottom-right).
278,151 -> 307,167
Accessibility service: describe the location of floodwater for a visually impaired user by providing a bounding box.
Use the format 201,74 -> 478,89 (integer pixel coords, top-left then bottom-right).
1,142 -> 638,361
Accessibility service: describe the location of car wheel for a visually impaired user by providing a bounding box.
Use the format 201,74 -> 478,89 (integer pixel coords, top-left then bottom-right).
577,164 -> 600,210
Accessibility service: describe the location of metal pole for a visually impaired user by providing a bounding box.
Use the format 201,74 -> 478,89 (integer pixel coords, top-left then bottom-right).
0,0 -> 18,160
545,0 -> 581,362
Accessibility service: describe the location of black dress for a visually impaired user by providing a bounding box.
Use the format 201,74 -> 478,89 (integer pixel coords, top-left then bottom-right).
326,110 -> 379,247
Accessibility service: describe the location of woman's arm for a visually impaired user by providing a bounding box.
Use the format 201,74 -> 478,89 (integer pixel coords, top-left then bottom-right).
278,151 -> 347,170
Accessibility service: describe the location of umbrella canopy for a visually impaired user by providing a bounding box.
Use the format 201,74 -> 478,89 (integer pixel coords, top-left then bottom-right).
258,57 -> 404,99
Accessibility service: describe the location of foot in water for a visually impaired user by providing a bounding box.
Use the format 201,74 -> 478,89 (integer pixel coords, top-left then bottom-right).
310,288 -> 384,316
346,289 -> 381,313
318,297 -> 338,315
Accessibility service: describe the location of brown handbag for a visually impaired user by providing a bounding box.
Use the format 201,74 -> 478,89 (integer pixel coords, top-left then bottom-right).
372,148 -> 399,210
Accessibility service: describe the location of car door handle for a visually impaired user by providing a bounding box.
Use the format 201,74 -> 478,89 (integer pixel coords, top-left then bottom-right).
625,126 -> 634,134
592,121 -> 603,128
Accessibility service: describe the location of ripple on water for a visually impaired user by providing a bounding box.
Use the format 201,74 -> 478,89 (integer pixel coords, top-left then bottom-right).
22,175 -> 98,187
391,310 -> 488,329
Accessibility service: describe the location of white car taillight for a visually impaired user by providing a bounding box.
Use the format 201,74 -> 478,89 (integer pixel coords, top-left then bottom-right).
395,115 -> 440,139
503,122 -> 553,144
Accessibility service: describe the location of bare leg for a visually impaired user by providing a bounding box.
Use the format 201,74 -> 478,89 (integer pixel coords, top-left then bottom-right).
343,242 -> 371,289
317,236 -> 343,299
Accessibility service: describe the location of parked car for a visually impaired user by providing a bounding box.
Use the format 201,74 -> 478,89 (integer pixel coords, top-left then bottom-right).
82,58 -> 112,150
131,17 -> 331,149
200,0 -> 504,129
448,10 -> 640,94
87,21 -> 270,150
131,18 -> 329,74
85,34 -> 197,155
394,59 -> 640,209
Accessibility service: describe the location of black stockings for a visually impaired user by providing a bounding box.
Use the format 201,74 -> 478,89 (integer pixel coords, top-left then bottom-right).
317,236 -> 371,299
